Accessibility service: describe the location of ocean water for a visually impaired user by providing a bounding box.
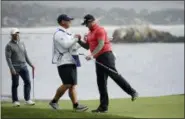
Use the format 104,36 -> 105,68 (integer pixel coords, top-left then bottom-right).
1,25 -> 184,100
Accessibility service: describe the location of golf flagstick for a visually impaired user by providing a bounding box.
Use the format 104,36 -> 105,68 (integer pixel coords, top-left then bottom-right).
32,68 -> 35,101
78,53 -> 119,75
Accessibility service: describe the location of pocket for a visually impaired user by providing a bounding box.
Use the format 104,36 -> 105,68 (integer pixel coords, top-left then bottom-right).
112,52 -> 117,60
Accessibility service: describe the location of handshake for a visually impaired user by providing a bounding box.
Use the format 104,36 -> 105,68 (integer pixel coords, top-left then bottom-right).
74,34 -> 87,42
74,34 -> 92,61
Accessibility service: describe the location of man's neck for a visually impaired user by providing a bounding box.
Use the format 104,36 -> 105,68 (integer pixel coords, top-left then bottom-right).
89,23 -> 98,31
11,39 -> 19,43
60,25 -> 68,29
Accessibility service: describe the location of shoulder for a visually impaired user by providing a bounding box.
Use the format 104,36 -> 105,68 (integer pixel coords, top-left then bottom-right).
5,43 -> 12,51
95,27 -> 106,36
53,28 -> 65,35
96,27 -> 105,33
6,41 -> 12,48
54,30 -> 65,36
53,30 -> 65,40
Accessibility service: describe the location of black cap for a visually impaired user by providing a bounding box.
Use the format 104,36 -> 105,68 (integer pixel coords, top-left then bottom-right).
57,14 -> 74,23
81,14 -> 95,25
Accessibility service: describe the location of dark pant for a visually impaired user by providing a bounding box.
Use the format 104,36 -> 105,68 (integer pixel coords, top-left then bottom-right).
57,64 -> 77,85
95,51 -> 136,110
11,66 -> 31,102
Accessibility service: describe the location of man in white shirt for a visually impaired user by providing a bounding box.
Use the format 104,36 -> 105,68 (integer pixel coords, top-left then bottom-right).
49,14 -> 88,112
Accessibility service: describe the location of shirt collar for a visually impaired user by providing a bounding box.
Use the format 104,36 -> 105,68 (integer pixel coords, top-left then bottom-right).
11,39 -> 19,44
58,26 -> 67,32
58,26 -> 72,33
58,26 -> 72,36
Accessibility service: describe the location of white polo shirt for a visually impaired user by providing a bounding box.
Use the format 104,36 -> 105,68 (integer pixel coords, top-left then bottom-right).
52,26 -> 81,66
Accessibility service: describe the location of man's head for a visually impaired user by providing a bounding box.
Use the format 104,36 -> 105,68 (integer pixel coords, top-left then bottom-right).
10,28 -> 20,41
57,14 -> 74,29
81,14 -> 96,28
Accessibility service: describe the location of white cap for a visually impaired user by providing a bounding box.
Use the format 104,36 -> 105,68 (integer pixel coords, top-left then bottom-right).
10,28 -> 20,35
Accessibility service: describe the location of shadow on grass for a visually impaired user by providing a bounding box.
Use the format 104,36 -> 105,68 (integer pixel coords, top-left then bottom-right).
1,107 -> 135,118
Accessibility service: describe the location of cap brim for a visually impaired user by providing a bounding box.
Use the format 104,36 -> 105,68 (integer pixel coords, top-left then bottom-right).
81,21 -> 86,25
11,32 -> 20,35
66,17 -> 74,21
81,19 -> 94,25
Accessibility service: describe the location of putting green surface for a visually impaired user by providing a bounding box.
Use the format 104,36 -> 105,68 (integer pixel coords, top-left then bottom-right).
1,95 -> 184,118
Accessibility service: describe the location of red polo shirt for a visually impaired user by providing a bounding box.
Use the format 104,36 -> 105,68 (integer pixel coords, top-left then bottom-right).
87,24 -> 112,58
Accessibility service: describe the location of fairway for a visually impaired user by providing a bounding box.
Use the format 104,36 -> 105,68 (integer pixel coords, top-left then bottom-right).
1,95 -> 184,118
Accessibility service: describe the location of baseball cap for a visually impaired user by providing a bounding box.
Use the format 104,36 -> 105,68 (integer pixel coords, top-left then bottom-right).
81,14 -> 95,25
57,14 -> 74,23
10,28 -> 20,35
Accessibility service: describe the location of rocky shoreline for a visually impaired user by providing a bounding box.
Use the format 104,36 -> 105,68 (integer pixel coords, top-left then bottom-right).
111,25 -> 184,43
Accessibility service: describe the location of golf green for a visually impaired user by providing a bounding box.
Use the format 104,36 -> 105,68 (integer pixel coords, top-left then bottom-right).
1,94 -> 184,118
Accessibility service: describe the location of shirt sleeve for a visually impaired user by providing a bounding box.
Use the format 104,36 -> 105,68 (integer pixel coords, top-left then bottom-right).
54,32 -> 78,49
5,44 -> 16,72
23,43 -> 33,67
96,28 -> 106,41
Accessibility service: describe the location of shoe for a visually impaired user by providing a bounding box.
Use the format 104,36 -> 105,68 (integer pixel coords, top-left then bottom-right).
131,92 -> 138,101
13,101 -> 20,107
25,100 -> 35,105
49,102 -> 59,110
73,104 -> 88,112
92,107 -> 108,113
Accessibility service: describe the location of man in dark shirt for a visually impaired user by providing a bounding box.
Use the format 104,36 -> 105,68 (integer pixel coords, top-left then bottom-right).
5,28 -> 35,107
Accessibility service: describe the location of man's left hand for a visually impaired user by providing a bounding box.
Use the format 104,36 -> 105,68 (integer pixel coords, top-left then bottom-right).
32,65 -> 35,70
74,34 -> 81,41
85,54 -> 93,61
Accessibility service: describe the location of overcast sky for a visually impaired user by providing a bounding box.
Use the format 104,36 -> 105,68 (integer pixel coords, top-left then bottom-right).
22,1 -> 184,11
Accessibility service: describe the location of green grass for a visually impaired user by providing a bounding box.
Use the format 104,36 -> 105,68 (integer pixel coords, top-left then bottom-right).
1,95 -> 184,118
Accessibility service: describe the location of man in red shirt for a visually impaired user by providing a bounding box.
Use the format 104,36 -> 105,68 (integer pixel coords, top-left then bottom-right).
78,14 -> 138,113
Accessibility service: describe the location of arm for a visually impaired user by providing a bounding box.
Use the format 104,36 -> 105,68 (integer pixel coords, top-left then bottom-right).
5,45 -> 16,73
91,39 -> 104,56
55,32 -> 78,49
77,40 -> 89,50
23,43 -> 33,67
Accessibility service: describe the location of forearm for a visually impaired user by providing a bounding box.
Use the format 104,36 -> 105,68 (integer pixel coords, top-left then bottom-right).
6,57 -> 15,72
91,40 -> 104,56
25,55 -> 33,67
23,43 -> 33,67
5,45 -> 15,72
77,40 -> 89,50
58,38 -> 78,49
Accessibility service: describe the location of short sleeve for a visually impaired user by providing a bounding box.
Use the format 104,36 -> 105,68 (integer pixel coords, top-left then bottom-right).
96,28 -> 106,41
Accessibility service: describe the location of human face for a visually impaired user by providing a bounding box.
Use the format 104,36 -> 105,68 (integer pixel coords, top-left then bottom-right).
86,21 -> 95,29
61,20 -> 72,29
11,32 -> 19,41
86,21 -> 92,28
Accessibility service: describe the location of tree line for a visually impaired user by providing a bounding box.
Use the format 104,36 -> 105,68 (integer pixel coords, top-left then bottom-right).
2,2 -> 184,27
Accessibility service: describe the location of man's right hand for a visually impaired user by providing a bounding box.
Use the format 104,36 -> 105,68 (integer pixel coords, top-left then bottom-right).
11,70 -> 17,75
